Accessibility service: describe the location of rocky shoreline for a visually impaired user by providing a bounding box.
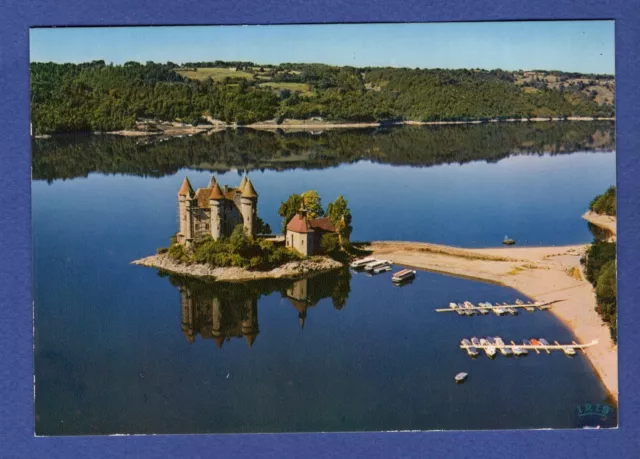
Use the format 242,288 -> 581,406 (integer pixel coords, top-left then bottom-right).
131,253 -> 343,282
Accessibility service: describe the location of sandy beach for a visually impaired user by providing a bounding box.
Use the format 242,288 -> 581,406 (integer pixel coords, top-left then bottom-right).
582,211 -> 617,239
365,240 -> 618,400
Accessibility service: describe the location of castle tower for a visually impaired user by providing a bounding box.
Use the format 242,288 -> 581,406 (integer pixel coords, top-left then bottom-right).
240,178 -> 258,238
209,181 -> 225,240
177,177 -> 195,247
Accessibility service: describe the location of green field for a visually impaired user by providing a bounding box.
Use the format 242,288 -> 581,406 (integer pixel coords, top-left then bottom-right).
258,82 -> 314,96
176,67 -> 255,82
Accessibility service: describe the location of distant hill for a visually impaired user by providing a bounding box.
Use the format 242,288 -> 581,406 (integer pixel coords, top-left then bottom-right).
30,60 -> 615,135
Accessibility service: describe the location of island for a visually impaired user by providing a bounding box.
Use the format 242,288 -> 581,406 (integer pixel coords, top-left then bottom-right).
132,177 -> 356,281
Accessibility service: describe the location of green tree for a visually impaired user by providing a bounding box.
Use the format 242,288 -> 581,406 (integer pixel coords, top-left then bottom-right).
326,195 -> 353,246
278,194 -> 303,233
301,190 -> 324,218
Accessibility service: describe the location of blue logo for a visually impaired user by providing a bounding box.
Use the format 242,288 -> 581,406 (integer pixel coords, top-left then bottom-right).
575,403 -> 614,427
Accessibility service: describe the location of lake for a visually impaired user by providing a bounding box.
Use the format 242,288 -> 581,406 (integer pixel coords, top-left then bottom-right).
32,122 -> 617,434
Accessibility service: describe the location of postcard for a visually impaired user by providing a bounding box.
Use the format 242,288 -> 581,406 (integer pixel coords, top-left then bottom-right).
30,21 -> 617,435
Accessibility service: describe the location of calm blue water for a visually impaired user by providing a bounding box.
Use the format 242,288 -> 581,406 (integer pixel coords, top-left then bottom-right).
33,128 -> 616,435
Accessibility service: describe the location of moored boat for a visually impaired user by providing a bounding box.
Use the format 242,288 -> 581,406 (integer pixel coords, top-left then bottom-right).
391,269 -> 416,283
373,265 -> 392,274
476,302 -> 489,315
563,346 -> 576,356
530,338 -> 542,346
458,302 -> 472,316
350,257 -> 377,269
513,346 -> 528,356
539,338 -> 550,346
364,259 -> 392,272
494,337 -> 512,356
461,339 -> 478,357
480,338 -> 496,358
450,302 -> 464,315
463,301 -> 477,315
455,372 -> 468,383
471,337 -> 480,347
503,235 -> 516,245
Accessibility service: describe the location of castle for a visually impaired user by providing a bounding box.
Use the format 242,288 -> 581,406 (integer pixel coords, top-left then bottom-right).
177,175 -> 258,247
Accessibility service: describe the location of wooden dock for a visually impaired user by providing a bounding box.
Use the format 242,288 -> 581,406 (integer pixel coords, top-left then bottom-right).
460,339 -> 598,354
435,300 -> 558,313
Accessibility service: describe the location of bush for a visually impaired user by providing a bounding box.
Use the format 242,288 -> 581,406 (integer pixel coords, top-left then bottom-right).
589,186 -> 616,216
156,247 -> 169,254
320,233 -> 340,254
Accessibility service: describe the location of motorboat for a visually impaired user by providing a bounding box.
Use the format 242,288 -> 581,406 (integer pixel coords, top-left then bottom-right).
513,347 -> 528,356
480,338 -> 496,358
461,339 -> 478,357
450,302 -> 464,315
455,372 -> 469,383
530,338 -> 542,346
539,338 -> 550,346
492,305 -> 505,316
373,265 -> 392,274
476,302 -> 489,315
364,259 -> 392,272
391,269 -> 416,283
494,337 -> 512,356
350,257 -> 377,269
471,337 -> 480,347
503,235 -> 516,245
458,303 -> 472,316
563,346 -> 576,356
463,301 -> 477,315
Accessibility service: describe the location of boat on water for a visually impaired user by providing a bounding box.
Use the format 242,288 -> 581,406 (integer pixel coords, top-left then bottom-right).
503,235 -> 516,245
476,302 -> 489,315
373,265 -> 392,274
563,346 -> 576,356
463,301 -> 477,315
350,257 -> 377,269
461,339 -> 478,357
492,304 -> 505,316
392,269 -> 416,283
458,302 -> 473,316
495,337 -> 513,356
513,346 -> 528,356
539,338 -> 550,346
479,338 -> 496,357
471,337 -> 480,347
530,338 -> 542,346
455,372 -> 468,383
504,303 -> 518,315
523,339 -> 532,347
450,302 -> 464,315
364,259 -> 392,272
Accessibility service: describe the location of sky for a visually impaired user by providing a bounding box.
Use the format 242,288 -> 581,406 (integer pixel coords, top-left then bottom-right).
30,21 -> 615,74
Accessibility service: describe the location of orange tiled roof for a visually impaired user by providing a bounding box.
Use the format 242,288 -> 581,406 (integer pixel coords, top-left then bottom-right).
241,179 -> 258,198
195,188 -> 212,208
178,177 -> 194,196
210,182 -> 224,200
287,214 -> 313,233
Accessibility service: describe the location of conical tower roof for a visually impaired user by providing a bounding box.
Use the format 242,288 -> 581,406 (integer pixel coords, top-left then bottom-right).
178,177 -> 195,197
238,176 -> 248,191
209,182 -> 224,200
241,178 -> 258,198
208,175 -> 217,188
244,333 -> 257,348
214,336 -> 224,348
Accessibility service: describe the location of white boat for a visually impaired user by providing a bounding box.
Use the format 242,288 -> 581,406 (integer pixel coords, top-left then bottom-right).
563,346 -> 576,356
463,301 -> 477,315
471,337 -> 480,347
503,303 -> 518,315
350,257 -> 377,269
458,303 -> 471,316
513,347 -> 528,356
479,338 -> 496,358
455,372 -> 469,383
373,265 -> 392,274
391,269 -> 416,283
494,337 -> 512,356
476,302 -> 489,315
492,305 -> 505,316
461,339 -> 478,357
539,338 -> 550,346
364,259 -> 392,272
450,302 -> 464,315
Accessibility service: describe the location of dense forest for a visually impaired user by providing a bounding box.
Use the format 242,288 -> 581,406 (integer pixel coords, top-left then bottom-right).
31,60 -> 615,135
582,188 -> 617,343
32,121 -> 615,182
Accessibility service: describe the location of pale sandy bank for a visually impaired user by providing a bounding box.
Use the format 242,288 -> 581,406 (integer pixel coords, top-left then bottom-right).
582,211 -> 617,239
366,240 -> 618,400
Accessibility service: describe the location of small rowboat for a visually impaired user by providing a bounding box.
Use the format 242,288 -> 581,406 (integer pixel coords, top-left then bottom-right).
392,269 -> 416,283
563,347 -> 576,356
455,372 -> 468,383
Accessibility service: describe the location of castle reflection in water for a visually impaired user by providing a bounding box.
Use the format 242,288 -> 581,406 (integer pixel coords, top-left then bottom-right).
172,268 -> 351,348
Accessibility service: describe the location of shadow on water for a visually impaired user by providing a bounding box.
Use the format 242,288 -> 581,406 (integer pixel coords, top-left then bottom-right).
32,121 -> 615,182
